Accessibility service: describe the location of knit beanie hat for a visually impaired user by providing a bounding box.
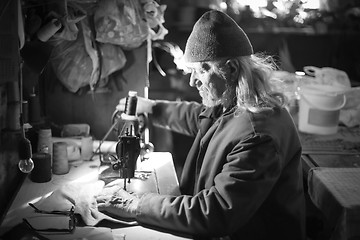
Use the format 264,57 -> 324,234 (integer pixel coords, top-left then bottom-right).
183,10 -> 253,62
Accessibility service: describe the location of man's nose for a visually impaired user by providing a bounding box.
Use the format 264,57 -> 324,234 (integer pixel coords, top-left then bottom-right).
189,73 -> 196,87
189,73 -> 201,88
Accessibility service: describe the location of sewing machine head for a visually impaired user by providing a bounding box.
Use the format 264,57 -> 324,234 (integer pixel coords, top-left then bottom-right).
114,126 -> 141,177
98,91 -> 142,188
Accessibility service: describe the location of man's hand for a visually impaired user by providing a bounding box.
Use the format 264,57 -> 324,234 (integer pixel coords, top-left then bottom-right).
96,183 -> 140,220
116,96 -> 155,114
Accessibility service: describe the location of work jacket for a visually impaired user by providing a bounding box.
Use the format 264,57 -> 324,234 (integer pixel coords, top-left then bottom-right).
136,100 -> 306,240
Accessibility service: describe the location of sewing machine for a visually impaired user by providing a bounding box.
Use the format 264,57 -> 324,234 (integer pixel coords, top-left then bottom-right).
97,91 -> 154,190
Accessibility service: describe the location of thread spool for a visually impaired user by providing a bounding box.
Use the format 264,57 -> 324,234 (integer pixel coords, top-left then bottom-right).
36,19 -> 62,42
121,91 -> 138,121
125,91 -> 138,116
29,93 -> 41,123
22,100 -> 29,124
81,136 -> 93,161
30,152 -> 52,183
7,81 -> 20,102
37,128 -> 52,162
6,101 -> 21,130
52,142 -> 69,175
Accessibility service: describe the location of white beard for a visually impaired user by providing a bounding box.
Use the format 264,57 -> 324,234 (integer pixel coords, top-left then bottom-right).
199,89 -> 222,107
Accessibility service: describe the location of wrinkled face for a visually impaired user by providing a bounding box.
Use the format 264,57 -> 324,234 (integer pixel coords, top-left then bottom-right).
187,62 -> 226,107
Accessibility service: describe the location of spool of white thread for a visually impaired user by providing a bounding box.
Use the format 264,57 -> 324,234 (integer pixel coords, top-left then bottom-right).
29,93 -> 41,124
81,136 -> 93,161
37,128 -> 53,162
52,142 -> 69,175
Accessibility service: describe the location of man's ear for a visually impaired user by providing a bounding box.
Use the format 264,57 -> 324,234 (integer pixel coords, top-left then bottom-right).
226,59 -> 239,80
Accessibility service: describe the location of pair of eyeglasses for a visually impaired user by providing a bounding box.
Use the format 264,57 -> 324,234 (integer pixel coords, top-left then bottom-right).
23,203 -> 76,233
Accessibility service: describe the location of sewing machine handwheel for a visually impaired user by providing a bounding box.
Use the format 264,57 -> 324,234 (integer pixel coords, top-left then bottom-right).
112,163 -> 121,171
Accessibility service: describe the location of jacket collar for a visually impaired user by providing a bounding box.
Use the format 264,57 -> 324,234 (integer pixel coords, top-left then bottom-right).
199,104 -> 224,120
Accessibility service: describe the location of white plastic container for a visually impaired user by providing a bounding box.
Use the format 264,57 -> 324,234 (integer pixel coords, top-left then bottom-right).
298,84 -> 346,135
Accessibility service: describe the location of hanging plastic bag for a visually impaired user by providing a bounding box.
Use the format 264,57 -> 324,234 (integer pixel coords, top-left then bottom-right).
81,18 -> 100,90
51,28 -> 93,93
94,0 -> 149,49
82,19 -> 127,90
99,43 -> 127,79
50,18 -> 127,93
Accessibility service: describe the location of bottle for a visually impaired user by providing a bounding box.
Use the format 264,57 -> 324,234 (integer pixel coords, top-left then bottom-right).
36,19 -> 62,42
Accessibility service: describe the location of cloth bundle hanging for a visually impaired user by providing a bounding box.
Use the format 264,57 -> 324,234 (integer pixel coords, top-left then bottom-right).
142,0 -> 168,41
94,0 -> 149,49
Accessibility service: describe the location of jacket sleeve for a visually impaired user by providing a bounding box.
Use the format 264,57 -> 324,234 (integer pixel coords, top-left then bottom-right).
151,100 -> 204,137
135,134 -> 283,237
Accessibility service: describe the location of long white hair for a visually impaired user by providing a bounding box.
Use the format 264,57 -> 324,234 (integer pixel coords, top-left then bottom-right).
211,53 -> 285,112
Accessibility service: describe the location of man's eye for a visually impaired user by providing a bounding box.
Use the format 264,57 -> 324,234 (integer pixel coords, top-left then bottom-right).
201,63 -> 211,71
